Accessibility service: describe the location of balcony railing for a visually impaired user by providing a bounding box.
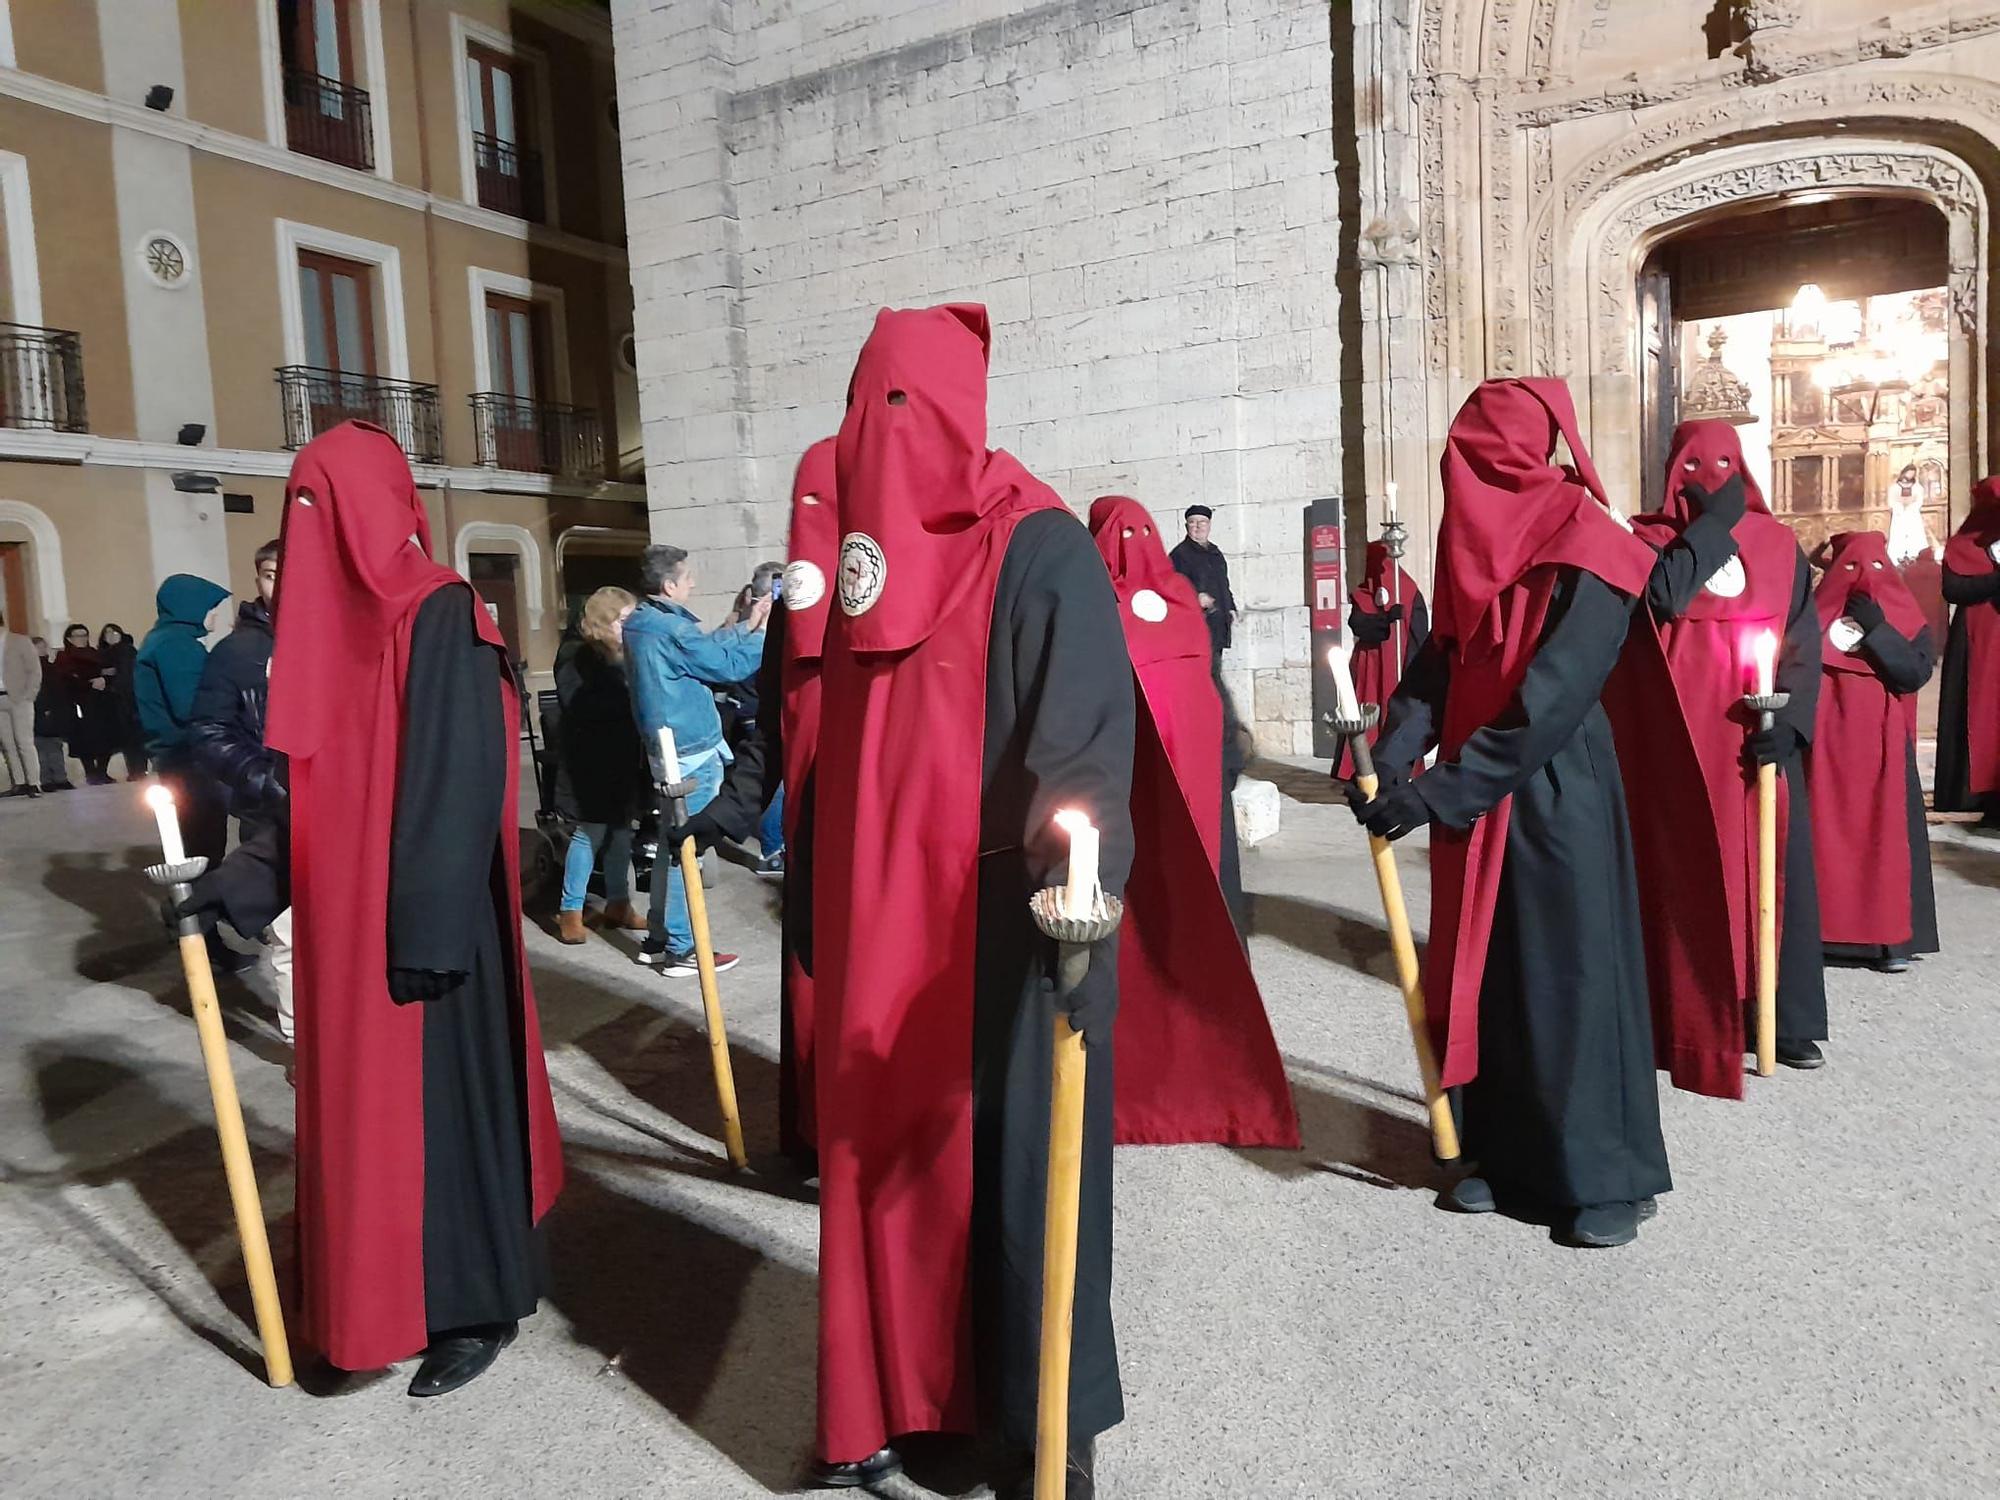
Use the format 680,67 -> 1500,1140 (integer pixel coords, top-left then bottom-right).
473,131 -> 545,223
277,366 -> 443,463
469,393 -> 602,477
0,322 -> 87,433
283,67 -> 374,172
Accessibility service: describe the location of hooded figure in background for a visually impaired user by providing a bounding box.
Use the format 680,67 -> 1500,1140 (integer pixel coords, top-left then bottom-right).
1350,377 -> 1703,1251
1934,477 -> 2000,825
263,420 -> 562,1397
136,573 -> 232,861
1808,530 -> 1937,970
1633,419 -> 1828,1070
809,304 -> 1136,1497
1333,541 -> 1429,781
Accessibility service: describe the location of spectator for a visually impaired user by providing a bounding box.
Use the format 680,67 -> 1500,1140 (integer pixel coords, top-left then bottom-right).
53,624 -> 119,784
97,622 -> 147,778
190,540 -> 291,1026
624,543 -> 769,974
723,560 -> 787,876
135,573 -> 231,864
0,606 -> 42,797
31,637 -> 73,791
551,586 -> 650,945
1169,503 -> 1238,661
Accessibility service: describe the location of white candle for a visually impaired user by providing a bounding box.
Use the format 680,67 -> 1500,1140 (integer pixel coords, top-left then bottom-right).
1385,480 -> 1399,522
1054,809 -> 1100,921
1327,644 -> 1362,722
145,784 -> 186,865
1752,629 -> 1778,697
657,725 -> 681,784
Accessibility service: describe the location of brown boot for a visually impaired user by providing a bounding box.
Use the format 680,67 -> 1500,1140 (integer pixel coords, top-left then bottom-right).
556,909 -> 589,945
600,900 -> 649,933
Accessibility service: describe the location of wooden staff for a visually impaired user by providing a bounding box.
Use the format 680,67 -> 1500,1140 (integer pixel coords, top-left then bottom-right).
1332,710 -> 1461,1161
667,778 -> 749,1170
145,829 -> 293,1387
1743,684 -> 1790,1079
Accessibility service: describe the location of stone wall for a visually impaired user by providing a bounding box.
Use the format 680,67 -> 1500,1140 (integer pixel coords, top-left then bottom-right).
611,0 -> 1344,753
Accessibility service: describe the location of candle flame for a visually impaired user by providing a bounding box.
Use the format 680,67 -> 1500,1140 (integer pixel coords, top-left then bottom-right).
144,784 -> 175,812
1053,808 -> 1094,833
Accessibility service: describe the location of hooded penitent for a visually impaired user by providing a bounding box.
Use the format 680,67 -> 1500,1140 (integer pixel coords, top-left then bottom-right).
1939,476 -> 2000,804
265,421 -> 562,1370
1427,380 -> 1739,1097
1334,541 -> 1426,779
1810,530 -> 1929,945
1627,420 -> 1803,1010
1086,494 -> 1297,1149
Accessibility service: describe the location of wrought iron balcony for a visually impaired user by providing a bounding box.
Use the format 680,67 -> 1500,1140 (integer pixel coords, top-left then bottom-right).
277,366 -> 443,463
469,393 -> 602,477
0,322 -> 87,433
283,67 -> 374,172
473,131 -> 545,223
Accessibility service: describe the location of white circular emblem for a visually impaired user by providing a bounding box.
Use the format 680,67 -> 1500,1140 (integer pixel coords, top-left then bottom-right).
1988,539 -> 2000,565
1703,555 -> 1747,599
1829,617 -> 1865,654
1131,588 -> 1168,623
782,559 -> 826,611
837,533 -> 887,616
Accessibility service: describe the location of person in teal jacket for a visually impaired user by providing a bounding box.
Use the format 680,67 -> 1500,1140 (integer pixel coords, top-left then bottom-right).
136,573 -> 232,866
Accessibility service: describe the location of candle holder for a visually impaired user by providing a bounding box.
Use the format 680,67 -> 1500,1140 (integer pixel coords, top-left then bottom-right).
1029,888 -> 1125,993
146,856 -> 213,933
1741,690 -> 1791,729
1326,703 -> 1382,784
1381,518 -> 1408,560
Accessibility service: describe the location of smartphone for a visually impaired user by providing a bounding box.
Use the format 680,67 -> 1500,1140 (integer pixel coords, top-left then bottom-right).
769,576 -> 784,601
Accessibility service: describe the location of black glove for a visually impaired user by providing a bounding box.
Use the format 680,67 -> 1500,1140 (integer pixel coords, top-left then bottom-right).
665,805 -> 726,856
1348,612 -> 1392,646
1347,777 -> 1432,841
1746,720 -> 1801,768
167,886 -> 225,937
1046,971 -> 1116,1050
1383,603 -> 1406,624
1680,473 -> 1747,530
388,968 -> 467,1004
1843,592 -> 1886,633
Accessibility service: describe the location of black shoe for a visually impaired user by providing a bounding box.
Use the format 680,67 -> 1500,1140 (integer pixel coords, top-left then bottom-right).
26,784 -> 41,798
1871,957 -> 1910,974
999,1438 -> 1095,1500
407,1322 -> 517,1398
1638,1196 -> 1659,1223
755,849 -> 786,880
1440,1175 -> 1496,1214
0,786 -> 26,798
1563,1201 -> 1640,1248
636,937 -> 672,967
1776,1039 -> 1825,1070
810,1447 -> 903,1489
45,780 -> 74,792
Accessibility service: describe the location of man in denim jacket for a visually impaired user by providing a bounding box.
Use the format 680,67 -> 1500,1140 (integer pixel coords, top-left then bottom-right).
624,543 -> 770,973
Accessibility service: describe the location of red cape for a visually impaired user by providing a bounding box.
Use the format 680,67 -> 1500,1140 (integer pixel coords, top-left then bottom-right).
1335,541 -> 1425,779
778,438 -> 838,1150
1945,478 -> 2000,798
1423,382 -> 1739,1100
266,422 -> 562,1369
1087,496 -> 1298,1149
1809,531 -> 1925,944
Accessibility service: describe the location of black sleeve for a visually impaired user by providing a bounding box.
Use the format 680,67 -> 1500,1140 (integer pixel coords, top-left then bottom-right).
189,639 -> 283,816
387,587 -> 504,978
196,817 -> 291,937
1371,633 -> 1451,778
1646,512 -> 1739,620
1215,556 -> 1236,617
1412,570 -> 1633,830
1775,550 -> 1821,744
1407,594 -> 1431,655
1009,520 -> 1137,902
697,611 -> 783,842
1942,565 -> 2000,606
1862,624 -> 1936,695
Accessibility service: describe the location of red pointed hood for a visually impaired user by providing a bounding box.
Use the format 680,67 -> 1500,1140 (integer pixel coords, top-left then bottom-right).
1945,475 -> 2000,576
1815,529 -> 1927,672
1660,420 -> 1771,522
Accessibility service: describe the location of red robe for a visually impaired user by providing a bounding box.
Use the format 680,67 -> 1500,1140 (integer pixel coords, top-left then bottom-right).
1809,531 -> 1927,945
265,421 -> 562,1370
1943,480 -> 2000,800
1087,494 -> 1297,1149
1334,542 -> 1426,780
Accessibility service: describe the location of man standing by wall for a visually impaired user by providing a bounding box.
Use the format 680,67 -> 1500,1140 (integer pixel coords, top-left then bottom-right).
623,543 -> 770,974
0,607 -> 43,797
1170,504 -> 1237,663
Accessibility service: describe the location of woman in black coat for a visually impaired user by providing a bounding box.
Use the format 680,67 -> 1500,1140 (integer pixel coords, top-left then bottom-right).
53,624 -> 119,783
97,623 -> 147,778
552,587 -> 650,944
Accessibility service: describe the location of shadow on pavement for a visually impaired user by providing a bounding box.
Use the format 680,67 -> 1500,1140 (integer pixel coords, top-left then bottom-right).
1249,890 -> 1416,980
1932,838 -> 2000,888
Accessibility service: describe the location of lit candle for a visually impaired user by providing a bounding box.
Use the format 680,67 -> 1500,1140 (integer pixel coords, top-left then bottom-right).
1054,809 -> 1100,921
1385,480 -> 1398,522
145,784 -> 186,866
657,725 -> 681,784
1752,629 -> 1778,697
1327,644 -> 1362,723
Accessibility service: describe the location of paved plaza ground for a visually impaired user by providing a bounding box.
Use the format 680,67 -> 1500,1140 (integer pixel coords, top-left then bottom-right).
2,768 -> 1995,1499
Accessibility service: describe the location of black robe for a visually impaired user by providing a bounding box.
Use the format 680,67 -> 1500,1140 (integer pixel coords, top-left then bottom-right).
1822,624 -> 1940,964
1168,535 -> 1236,655
1647,528 -> 1828,1046
389,587 -> 544,1335
1934,564 -> 2000,817
1379,570 -> 1670,1209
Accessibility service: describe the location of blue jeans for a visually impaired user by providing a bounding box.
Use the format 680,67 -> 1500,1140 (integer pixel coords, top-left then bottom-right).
561,821 -> 634,911
759,783 -> 785,856
649,751 -> 724,952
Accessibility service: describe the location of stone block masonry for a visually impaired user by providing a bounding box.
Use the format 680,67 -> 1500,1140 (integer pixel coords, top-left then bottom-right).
613,0 -> 1343,753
